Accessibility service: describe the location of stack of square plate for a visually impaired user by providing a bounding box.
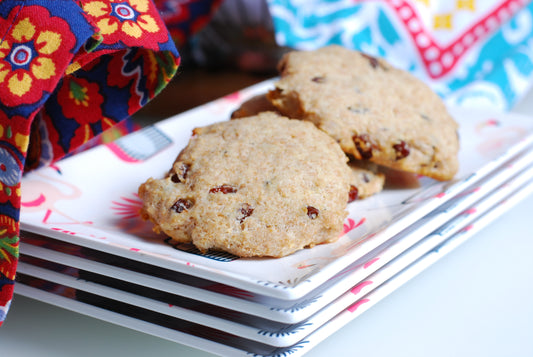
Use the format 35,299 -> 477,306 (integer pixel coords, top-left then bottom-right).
16,80 -> 533,357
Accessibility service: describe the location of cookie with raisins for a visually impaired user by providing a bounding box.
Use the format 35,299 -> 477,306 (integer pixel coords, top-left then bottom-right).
232,93 -> 386,200
138,112 -> 352,258
267,45 -> 459,181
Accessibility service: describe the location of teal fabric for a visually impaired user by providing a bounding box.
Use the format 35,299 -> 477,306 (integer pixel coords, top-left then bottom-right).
267,0 -> 533,111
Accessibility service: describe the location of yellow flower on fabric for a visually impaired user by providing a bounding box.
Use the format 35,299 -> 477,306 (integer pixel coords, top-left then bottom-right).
82,0 -> 168,47
0,5 -> 76,105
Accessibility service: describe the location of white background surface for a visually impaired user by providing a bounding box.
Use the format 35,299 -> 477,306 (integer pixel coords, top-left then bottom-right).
1,90 -> 533,357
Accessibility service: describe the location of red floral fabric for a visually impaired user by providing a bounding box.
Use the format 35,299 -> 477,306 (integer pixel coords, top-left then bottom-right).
0,0 -> 219,326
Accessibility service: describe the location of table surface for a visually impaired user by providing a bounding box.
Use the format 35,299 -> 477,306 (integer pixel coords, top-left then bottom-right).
1,75 -> 533,357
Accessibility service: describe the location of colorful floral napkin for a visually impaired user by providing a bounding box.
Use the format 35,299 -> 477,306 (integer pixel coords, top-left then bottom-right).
0,0 -> 218,326
267,0 -> 533,111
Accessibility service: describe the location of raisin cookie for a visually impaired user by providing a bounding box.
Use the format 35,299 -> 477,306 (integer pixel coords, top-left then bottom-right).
267,45 -> 459,181
138,112 -> 352,258
232,93 -> 385,200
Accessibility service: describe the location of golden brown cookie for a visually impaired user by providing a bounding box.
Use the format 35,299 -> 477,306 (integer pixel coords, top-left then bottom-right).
267,45 -> 459,181
138,112 -> 352,258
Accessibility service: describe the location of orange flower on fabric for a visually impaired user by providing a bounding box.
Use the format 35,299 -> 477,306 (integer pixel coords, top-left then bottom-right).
82,0 -> 170,47
0,5 -> 76,106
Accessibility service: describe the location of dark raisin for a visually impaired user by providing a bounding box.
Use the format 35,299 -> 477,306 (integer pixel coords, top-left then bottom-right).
362,173 -> 370,183
237,203 -> 254,224
307,206 -> 319,219
361,53 -> 379,69
312,76 -> 326,83
348,185 -> 359,203
353,134 -> 374,160
209,184 -> 237,194
393,141 -> 410,160
170,173 -> 181,183
171,199 -> 193,213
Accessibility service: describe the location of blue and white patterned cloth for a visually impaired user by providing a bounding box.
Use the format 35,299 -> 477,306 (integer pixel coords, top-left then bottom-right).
267,0 -> 533,111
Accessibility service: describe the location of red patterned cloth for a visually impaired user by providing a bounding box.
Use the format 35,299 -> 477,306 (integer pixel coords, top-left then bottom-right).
0,0 -> 219,326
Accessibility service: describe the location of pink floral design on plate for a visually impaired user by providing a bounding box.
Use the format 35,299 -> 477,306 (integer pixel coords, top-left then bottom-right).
342,217 -> 366,235
347,298 -> 370,313
111,193 -> 142,219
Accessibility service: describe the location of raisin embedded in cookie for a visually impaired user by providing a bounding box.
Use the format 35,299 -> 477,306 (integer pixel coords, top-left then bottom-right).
138,112 -> 352,258
267,45 -> 460,181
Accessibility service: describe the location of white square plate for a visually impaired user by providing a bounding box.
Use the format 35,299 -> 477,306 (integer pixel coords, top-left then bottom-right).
20,79 -> 533,300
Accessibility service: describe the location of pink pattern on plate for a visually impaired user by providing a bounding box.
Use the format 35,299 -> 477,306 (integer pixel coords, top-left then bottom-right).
486,119 -> 500,127
467,187 -> 481,194
347,298 -> 370,313
111,193 -> 143,219
21,193 -> 46,208
342,217 -> 366,235
475,118 -> 501,133
462,224 -> 475,232
297,263 -> 316,269
105,142 -> 140,163
51,227 -> 76,235
223,92 -> 241,102
463,207 -> 477,215
364,257 -> 380,269
351,280 -> 373,295
21,170 -> 89,225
